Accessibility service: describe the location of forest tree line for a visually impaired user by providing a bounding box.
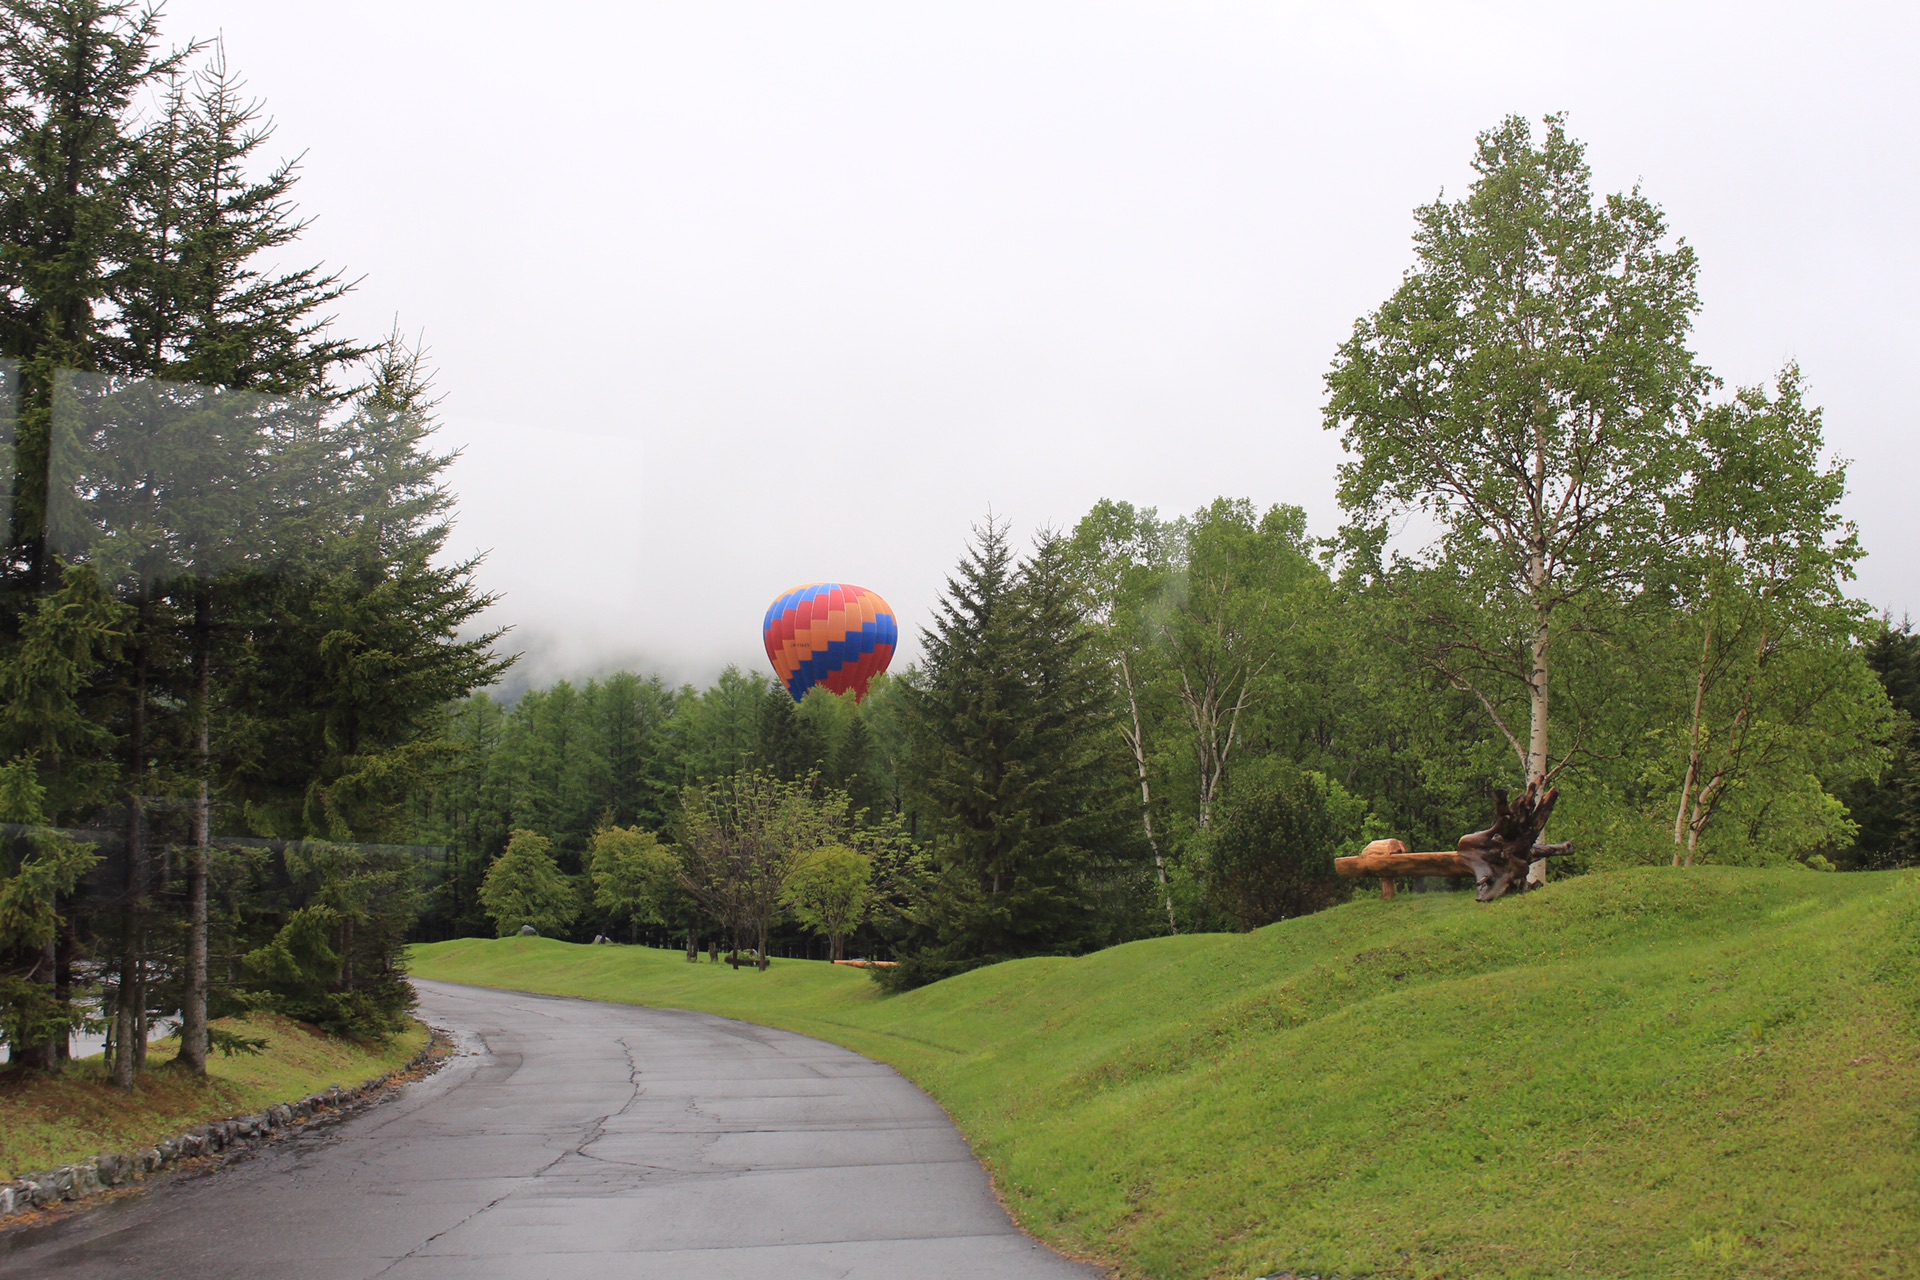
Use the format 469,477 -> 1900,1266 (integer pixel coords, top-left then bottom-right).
413,490 -> 1915,980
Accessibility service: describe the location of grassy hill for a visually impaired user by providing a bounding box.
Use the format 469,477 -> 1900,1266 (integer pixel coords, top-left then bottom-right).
409,867 -> 1920,1279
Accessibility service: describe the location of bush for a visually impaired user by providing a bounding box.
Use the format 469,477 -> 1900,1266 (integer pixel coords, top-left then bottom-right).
1205,761 -> 1355,930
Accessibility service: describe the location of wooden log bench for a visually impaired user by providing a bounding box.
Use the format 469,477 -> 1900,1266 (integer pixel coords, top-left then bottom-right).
1335,839 -> 1473,900
1335,786 -> 1577,903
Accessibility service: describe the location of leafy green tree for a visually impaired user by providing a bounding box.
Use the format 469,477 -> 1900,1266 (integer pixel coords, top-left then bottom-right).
240,838 -> 420,1037
754,681 -> 826,781
783,846 -> 872,961
479,829 -> 578,938
674,770 -> 846,969
0,4 -> 505,1077
0,0 -> 183,586
1325,114 -> 1707,807
0,754 -> 97,1065
1661,369 -> 1887,864
1158,500 -> 1322,830
1066,499 -> 1179,930
1203,760 -> 1360,930
590,670 -> 678,829
588,824 -> 676,937
673,665 -> 767,783
0,0 -> 179,1076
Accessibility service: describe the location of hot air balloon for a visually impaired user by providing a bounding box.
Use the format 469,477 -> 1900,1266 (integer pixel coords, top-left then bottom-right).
763,583 -> 897,702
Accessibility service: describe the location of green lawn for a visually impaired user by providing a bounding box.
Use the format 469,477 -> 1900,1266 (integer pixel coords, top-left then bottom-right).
410,867 -> 1920,1279
1,1013 -> 429,1180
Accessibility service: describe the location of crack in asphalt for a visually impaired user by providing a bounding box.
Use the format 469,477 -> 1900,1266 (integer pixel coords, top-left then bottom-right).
366,1030 -> 649,1276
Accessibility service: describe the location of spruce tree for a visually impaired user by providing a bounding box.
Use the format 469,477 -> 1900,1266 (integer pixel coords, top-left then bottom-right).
892,520 -> 1130,985
0,0 -> 183,1072
755,682 -> 826,782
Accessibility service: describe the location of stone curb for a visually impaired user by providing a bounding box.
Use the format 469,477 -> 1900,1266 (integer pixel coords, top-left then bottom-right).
0,1025 -> 449,1225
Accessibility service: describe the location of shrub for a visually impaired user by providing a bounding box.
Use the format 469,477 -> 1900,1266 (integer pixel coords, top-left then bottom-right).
1205,762 -> 1355,930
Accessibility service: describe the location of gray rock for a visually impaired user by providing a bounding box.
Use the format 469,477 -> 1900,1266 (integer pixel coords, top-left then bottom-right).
0,1185 -> 15,1216
518,923 -> 537,936
180,1133 -> 204,1158
144,1147 -> 163,1171
96,1153 -> 122,1185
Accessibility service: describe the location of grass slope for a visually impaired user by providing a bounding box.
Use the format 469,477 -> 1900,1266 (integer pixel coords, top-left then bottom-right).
0,1014 -> 428,1180
410,868 -> 1920,1279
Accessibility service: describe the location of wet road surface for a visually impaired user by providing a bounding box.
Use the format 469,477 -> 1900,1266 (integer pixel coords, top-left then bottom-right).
1,979 -> 1102,1279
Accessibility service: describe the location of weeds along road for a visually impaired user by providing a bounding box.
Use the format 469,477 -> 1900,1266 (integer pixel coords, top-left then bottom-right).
0,980 -> 1102,1279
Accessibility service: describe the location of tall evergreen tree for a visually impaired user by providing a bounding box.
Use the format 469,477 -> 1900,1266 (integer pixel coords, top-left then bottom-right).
889,520 -> 1131,986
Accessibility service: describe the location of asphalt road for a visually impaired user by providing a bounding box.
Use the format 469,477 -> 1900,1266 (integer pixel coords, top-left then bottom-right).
1,979 -> 1102,1279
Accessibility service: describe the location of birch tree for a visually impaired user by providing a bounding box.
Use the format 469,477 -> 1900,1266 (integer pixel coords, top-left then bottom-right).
1066,499 -> 1178,932
1666,369 -> 1887,863
1326,115 -> 1706,811
1158,500 -> 1315,829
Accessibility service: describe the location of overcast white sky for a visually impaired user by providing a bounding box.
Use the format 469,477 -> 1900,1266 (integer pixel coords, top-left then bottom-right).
162,0 -> 1919,689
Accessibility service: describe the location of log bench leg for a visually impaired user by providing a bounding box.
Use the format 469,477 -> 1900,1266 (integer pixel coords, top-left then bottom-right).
1379,877 -> 1395,901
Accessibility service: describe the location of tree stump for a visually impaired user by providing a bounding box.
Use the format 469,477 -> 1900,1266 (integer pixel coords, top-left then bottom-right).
1455,784 -> 1574,902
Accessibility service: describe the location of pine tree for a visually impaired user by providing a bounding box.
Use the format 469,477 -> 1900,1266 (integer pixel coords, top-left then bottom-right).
0,0 -> 182,587
891,520 -> 1130,985
0,0 -> 183,1073
754,682 -> 825,782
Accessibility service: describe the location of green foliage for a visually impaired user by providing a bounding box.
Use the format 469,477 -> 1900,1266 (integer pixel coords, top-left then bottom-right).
783,846 -> 873,961
240,837 -> 421,1038
1326,113 -> 1706,790
206,1025 -> 266,1056
587,824 -> 676,929
1837,620 -> 1920,869
675,770 -> 855,966
0,753 -> 98,1052
479,829 -> 579,939
1201,762 -> 1363,930
0,4 -> 503,1076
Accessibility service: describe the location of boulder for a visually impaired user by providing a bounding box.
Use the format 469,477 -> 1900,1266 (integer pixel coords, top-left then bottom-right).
518,924 -> 538,936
